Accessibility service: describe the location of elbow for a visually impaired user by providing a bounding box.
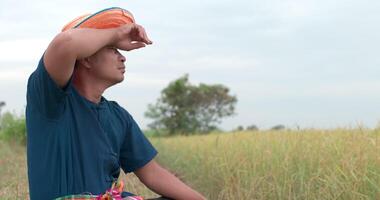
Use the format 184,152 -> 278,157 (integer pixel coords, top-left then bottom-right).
56,30 -> 74,43
50,31 -> 75,52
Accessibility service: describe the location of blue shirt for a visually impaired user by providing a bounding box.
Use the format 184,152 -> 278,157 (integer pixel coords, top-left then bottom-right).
26,55 -> 157,200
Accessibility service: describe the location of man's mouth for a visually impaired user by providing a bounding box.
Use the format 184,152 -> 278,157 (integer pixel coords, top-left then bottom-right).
118,67 -> 126,74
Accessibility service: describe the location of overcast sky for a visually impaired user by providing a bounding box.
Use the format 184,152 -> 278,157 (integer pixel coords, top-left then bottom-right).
0,0 -> 379,130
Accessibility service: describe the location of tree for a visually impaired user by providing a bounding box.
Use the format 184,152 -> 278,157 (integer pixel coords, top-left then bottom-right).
0,101 -> 5,113
236,125 -> 244,131
0,101 -> 5,125
271,124 -> 285,131
145,74 -> 237,135
247,124 -> 259,131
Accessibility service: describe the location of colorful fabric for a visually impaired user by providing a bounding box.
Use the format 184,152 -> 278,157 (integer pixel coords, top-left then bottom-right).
62,7 -> 135,32
55,181 -> 144,200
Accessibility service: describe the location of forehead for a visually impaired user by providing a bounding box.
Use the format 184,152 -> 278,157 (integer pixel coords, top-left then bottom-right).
94,46 -> 123,58
97,46 -> 115,53
88,47 -> 112,59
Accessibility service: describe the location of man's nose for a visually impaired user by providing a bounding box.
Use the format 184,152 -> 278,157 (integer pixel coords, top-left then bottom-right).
120,54 -> 126,63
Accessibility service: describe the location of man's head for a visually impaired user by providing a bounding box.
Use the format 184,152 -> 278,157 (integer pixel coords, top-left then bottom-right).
64,7 -> 134,87
75,46 -> 126,86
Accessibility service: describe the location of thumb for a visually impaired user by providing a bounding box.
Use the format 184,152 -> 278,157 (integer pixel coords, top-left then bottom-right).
126,42 -> 146,51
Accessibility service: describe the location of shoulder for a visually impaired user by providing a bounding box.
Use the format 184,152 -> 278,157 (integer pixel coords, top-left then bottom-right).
107,101 -> 127,114
27,55 -> 47,85
106,100 -> 133,121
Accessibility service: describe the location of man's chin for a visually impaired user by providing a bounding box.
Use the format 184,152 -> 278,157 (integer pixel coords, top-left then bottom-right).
116,76 -> 125,83
108,76 -> 124,86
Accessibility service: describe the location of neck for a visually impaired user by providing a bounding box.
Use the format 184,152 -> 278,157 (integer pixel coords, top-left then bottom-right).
72,72 -> 108,104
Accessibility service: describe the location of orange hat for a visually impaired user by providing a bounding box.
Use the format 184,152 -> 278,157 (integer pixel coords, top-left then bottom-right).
61,7 -> 135,32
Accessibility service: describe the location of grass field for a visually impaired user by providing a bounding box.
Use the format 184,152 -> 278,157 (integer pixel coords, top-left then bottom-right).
1,128 -> 380,199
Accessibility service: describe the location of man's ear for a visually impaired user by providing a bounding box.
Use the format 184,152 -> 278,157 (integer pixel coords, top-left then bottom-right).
77,57 -> 92,69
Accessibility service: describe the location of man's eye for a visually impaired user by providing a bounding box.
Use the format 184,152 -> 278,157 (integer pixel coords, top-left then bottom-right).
109,47 -> 118,54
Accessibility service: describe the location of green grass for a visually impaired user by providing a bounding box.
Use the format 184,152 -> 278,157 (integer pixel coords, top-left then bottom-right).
1,128 -> 380,199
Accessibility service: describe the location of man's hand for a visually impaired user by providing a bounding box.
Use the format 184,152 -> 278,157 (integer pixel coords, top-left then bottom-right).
113,24 -> 153,51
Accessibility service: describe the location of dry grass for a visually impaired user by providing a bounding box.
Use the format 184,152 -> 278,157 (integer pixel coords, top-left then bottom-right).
1,128 -> 380,199
0,141 -> 29,199
0,141 -> 158,199
151,128 -> 380,200
120,171 -> 158,198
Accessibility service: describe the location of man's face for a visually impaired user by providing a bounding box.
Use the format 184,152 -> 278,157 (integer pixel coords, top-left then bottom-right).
86,46 -> 126,85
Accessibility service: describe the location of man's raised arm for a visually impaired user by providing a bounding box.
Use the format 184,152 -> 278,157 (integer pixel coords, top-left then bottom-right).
43,24 -> 152,88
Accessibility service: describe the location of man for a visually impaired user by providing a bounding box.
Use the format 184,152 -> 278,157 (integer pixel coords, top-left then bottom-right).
26,7 -> 205,200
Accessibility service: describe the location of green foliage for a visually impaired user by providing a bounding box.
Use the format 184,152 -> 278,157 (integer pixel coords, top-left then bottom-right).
271,124 -> 285,131
145,74 -> 237,135
0,101 -> 5,110
235,125 -> 244,131
246,124 -> 259,131
0,112 -> 26,145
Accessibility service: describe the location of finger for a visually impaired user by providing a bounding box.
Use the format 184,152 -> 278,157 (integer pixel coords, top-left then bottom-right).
126,24 -> 140,39
141,27 -> 153,45
126,42 -> 146,51
136,25 -> 152,45
140,26 -> 153,44
129,25 -> 146,44
131,24 -> 142,40
137,25 -> 145,41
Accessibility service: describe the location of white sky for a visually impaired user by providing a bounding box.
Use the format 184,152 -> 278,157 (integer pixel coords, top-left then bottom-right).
0,0 -> 379,130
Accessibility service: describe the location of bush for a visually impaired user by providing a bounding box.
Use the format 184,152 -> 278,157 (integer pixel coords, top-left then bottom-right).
246,125 -> 259,131
236,125 -> 244,131
0,112 -> 26,144
271,124 -> 285,131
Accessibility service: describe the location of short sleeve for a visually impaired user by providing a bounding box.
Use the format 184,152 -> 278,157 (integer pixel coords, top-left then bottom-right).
26,54 -> 71,120
119,111 -> 157,173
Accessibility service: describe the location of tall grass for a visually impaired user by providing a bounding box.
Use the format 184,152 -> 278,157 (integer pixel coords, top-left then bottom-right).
151,129 -> 380,200
0,140 -> 29,199
1,128 -> 379,199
